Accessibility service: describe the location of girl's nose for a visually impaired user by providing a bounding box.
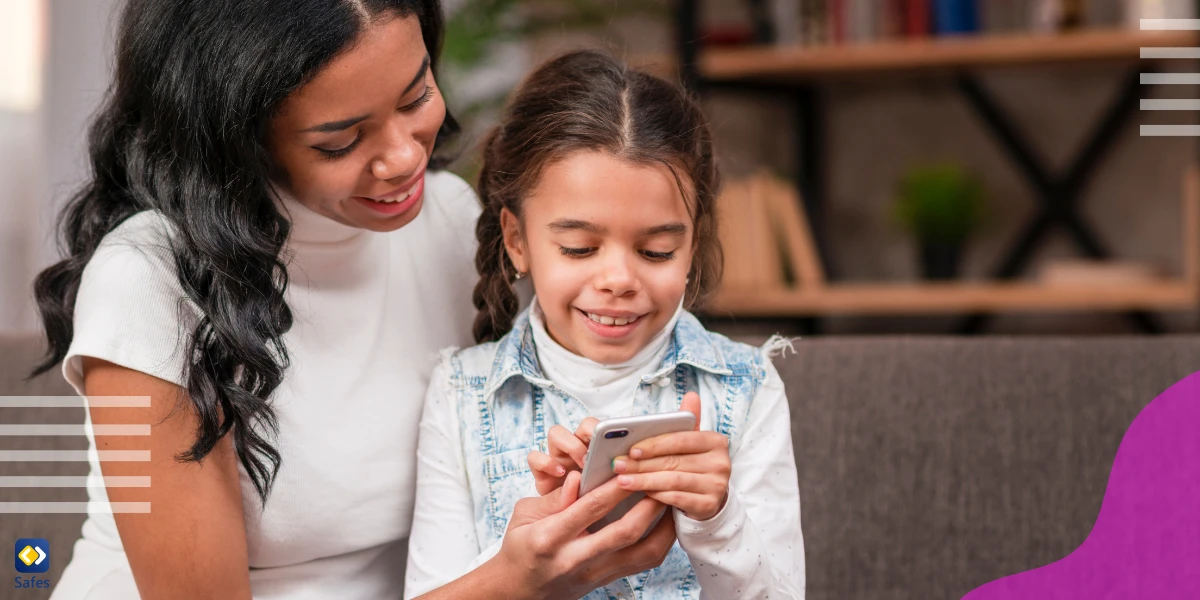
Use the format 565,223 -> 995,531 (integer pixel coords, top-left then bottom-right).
370,121 -> 422,181
594,251 -> 639,297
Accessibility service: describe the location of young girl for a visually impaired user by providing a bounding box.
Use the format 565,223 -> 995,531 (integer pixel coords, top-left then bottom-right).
406,50 -> 805,599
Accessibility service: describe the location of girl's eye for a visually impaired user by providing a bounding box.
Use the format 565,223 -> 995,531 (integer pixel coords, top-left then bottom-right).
559,246 -> 596,258
641,250 -> 676,262
314,135 -> 362,160
401,87 -> 436,112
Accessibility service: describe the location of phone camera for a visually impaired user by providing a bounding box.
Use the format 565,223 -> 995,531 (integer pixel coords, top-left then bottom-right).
604,430 -> 629,439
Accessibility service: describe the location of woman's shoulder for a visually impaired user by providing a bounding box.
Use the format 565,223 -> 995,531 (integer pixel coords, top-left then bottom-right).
83,210 -> 182,290
422,169 -> 481,225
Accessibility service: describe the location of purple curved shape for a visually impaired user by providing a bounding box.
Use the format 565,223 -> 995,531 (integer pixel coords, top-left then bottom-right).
963,371 -> 1200,599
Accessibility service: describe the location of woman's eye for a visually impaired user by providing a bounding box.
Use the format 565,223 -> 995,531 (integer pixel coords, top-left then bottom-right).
400,87 -> 435,112
559,246 -> 596,258
314,135 -> 362,160
641,250 -> 676,262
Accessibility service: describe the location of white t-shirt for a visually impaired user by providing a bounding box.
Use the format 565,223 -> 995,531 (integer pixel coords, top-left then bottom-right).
51,171 -> 481,600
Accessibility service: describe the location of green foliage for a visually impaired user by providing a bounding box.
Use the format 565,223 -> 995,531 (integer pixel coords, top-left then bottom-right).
893,163 -> 984,244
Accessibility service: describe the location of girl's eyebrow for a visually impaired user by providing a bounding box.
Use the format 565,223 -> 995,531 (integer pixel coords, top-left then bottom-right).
547,219 -> 688,236
300,55 -> 431,133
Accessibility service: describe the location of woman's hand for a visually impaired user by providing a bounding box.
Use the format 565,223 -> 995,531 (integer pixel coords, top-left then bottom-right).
490,471 -> 677,599
527,417 -> 599,495
612,392 -> 731,521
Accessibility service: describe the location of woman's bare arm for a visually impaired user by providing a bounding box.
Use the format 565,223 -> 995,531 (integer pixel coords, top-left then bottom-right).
82,357 -> 253,599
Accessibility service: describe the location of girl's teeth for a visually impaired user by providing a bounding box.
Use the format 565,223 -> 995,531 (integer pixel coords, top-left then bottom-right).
586,312 -> 638,326
377,189 -> 413,203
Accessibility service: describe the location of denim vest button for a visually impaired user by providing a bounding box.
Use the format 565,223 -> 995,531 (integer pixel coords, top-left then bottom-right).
656,376 -> 671,387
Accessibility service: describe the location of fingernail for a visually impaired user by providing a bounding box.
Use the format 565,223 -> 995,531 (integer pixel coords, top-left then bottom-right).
612,459 -> 626,473
556,466 -> 565,476
617,475 -> 633,487
630,448 -> 643,459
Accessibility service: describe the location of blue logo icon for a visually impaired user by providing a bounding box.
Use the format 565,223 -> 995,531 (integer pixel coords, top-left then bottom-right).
14,539 -> 49,574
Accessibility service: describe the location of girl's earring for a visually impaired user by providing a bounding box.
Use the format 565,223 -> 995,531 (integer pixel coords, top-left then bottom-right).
514,270 -> 525,281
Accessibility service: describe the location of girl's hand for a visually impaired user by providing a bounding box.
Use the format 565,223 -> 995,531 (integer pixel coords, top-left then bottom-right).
490,471 -> 677,599
527,417 -> 599,495
612,392 -> 731,521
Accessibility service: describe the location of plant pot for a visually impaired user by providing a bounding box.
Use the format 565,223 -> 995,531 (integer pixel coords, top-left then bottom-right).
919,240 -> 964,280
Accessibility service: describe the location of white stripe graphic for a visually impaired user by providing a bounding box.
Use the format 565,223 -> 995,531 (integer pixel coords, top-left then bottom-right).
0,502 -> 151,514
0,450 -> 150,462
1141,99 -> 1200,110
1141,47 -> 1200,59
0,476 -> 150,487
0,396 -> 150,408
1142,19 -> 1200,30
1141,73 -> 1200,85
0,424 -> 150,436
1142,125 -> 1200,136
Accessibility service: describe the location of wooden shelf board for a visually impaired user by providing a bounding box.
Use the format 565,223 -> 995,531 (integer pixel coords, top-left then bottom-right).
693,29 -> 1198,81
706,280 -> 1199,316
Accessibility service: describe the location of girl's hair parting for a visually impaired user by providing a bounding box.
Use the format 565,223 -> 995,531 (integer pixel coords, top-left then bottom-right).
472,50 -> 722,343
32,0 -> 456,502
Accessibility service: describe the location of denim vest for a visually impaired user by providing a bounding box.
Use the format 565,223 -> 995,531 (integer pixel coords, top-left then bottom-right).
444,308 -> 776,600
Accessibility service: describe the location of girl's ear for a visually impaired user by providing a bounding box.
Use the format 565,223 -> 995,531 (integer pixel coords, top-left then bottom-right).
500,208 -> 528,275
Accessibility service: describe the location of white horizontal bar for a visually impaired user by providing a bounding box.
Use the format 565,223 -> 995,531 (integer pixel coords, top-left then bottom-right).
0,396 -> 149,408
0,424 -> 150,436
1142,19 -> 1200,30
0,502 -> 150,514
1142,125 -> 1200,136
0,450 -> 150,462
1141,47 -> 1200,58
1141,73 -> 1200,84
0,476 -> 150,488
1142,99 -> 1200,110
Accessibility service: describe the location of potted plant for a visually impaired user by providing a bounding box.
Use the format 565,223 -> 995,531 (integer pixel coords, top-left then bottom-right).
893,163 -> 984,280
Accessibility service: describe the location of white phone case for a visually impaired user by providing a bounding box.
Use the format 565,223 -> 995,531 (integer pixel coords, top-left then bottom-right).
577,411 -> 696,532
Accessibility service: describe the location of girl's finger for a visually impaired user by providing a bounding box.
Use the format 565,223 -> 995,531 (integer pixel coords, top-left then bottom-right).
613,452 -> 728,477
548,425 -> 589,468
575,417 -> 600,445
629,430 -> 727,460
616,471 -> 726,496
528,450 -> 566,476
644,490 -> 726,521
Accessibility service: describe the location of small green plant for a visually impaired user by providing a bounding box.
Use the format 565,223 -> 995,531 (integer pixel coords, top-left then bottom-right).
893,163 -> 984,245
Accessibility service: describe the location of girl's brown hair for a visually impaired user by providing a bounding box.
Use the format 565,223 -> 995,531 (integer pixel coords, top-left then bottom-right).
472,49 -> 722,343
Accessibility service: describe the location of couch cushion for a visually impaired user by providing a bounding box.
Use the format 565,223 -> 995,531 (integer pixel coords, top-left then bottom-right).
778,336 -> 1200,600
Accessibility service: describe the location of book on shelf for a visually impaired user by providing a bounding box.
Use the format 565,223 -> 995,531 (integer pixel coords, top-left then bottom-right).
716,171 -> 824,293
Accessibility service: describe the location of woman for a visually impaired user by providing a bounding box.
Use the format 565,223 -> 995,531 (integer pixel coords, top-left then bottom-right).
34,1 -> 674,598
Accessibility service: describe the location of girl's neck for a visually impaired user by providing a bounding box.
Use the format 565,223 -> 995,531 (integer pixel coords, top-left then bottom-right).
529,298 -> 681,418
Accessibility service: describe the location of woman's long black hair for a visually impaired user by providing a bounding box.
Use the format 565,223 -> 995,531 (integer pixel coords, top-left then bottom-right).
32,0 -> 457,502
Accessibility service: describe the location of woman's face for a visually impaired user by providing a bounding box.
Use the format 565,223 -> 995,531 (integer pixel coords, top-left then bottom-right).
267,14 -> 445,232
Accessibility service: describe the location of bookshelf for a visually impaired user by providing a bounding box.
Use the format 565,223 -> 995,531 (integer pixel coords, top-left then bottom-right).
671,1 -> 1199,331
706,166 -> 1200,318
699,29 -> 1199,81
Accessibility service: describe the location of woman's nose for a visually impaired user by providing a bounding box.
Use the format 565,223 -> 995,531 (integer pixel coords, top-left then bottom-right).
370,122 -> 422,181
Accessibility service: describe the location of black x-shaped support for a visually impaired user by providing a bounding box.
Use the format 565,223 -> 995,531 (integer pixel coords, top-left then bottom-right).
953,68 -> 1163,334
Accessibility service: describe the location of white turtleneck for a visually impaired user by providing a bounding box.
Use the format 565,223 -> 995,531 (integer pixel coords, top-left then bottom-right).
56,171 -> 482,600
528,298 -> 680,419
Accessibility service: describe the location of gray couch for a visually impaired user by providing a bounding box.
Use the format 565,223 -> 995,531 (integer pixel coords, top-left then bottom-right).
3,332 -> 1197,600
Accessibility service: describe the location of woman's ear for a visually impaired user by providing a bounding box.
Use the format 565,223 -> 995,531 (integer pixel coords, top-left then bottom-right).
500,208 -> 528,275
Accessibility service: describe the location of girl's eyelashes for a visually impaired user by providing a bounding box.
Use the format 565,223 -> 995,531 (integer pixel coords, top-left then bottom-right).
559,246 -> 596,258
314,135 -> 362,160
641,250 -> 676,262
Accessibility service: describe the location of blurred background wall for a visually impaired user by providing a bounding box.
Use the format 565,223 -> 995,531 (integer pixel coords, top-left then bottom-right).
1,0 -> 1195,337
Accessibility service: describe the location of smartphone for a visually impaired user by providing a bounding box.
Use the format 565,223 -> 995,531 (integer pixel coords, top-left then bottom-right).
577,411 -> 696,533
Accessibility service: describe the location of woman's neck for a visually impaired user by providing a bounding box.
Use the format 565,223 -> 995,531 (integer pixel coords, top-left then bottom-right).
273,188 -> 365,245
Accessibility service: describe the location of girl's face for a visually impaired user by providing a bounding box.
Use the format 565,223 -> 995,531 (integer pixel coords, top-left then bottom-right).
502,151 -> 695,365
267,14 -> 445,232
